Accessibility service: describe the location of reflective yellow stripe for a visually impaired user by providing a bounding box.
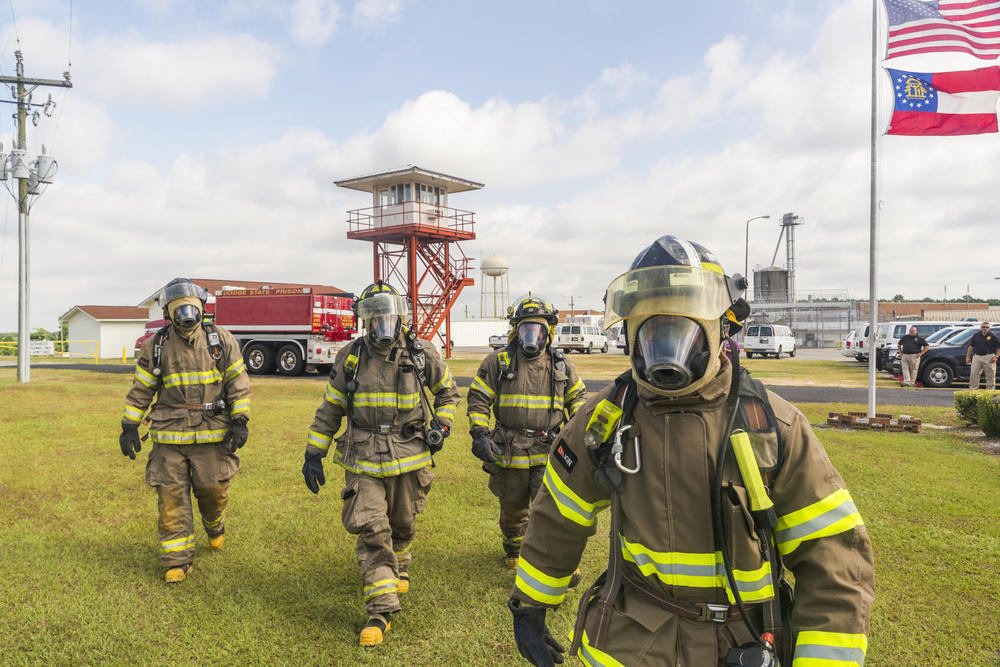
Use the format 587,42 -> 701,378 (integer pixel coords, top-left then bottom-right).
160,534 -> 195,553
134,366 -> 157,388
469,412 -> 490,428
497,394 -> 563,409
353,392 -> 420,409
575,629 -> 626,667
203,514 -> 224,529
564,379 -> 585,403
395,543 -> 412,556
434,404 -> 455,421
793,631 -> 867,666
162,369 -> 223,387
431,367 -> 453,392
331,449 -> 432,477
471,376 -> 496,400
307,429 -> 333,452
776,488 -> 864,556
229,398 -> 250,415
496,453 -> 548,469
363,578 -> 399,601
325,383 -> 347,407
224,358 -> 246,382
122,405 -> 144,423
514,557 -> 572,605
542,461 -> 610,526
149,429 -> 228,444
619,534 -> 774,603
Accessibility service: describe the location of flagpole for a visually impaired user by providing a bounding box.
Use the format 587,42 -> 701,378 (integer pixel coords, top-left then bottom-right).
868,0 -> 880,418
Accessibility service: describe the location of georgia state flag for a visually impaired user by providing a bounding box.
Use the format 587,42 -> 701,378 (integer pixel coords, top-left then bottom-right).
887,66 -> 1000,136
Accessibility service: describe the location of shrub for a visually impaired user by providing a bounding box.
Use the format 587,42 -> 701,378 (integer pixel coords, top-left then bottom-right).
976,392 -> 1000,438
954,391 -> 983,424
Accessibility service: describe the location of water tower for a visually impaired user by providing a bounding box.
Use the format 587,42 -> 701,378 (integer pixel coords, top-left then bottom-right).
480,255 -> 510,318
336,165 -> 482,357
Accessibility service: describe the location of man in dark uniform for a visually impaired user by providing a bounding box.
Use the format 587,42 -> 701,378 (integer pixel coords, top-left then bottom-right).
897,325 -> 929,387
966,322 -> 1000,389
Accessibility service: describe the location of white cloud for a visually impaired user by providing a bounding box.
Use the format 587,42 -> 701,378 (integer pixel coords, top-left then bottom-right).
284,0 -> 341,46
352,0 -> 409,27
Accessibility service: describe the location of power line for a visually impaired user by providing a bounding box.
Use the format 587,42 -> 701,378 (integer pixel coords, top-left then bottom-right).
8,0 -> 18,47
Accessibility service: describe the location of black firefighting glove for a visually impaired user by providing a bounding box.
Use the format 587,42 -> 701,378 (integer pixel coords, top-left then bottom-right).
119,422 -> 141,460
302,453 -> 326,494
224,415 -> 249,453
509,599 -> 565,666
471,427 -> 503,464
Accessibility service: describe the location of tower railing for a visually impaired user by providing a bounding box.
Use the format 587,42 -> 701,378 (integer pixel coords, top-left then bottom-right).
347,201 -> 475,235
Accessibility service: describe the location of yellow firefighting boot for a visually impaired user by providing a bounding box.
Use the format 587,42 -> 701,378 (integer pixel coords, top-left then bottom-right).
208,533 -> 225,550
397,573 -> 410,594
504,550 -> 519,570
164,563 -> 192,583
359,614 -> 390,647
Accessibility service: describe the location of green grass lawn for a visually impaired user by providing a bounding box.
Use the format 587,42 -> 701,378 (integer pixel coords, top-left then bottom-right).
1,367 -> 998,665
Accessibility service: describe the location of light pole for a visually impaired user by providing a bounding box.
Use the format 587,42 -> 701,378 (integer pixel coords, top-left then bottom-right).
744,214 -> 770,295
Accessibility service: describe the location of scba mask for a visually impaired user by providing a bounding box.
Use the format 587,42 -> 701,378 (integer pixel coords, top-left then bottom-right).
172,304 -> 202,329
632,315 -> 710,391
517,322 -> 548,356
368,314 -> 400,347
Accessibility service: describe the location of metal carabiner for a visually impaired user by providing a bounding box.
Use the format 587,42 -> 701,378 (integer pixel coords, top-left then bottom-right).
612,423 -> 641,474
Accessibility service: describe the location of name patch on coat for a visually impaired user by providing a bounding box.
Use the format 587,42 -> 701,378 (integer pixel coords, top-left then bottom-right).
137,357 -> 150,368
554,441 -> 577,473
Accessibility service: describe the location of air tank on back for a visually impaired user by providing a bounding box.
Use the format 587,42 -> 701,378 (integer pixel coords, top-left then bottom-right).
754,266 -> 789,303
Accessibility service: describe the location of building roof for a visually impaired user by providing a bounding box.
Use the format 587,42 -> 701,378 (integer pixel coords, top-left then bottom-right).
923,308 -> 1000,322
60,305 -> 149,322
335,164 -> 485,194
138,278 -> 350,308
859,301 -> 989,319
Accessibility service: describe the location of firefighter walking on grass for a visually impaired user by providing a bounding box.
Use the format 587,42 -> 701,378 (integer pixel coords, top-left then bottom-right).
118,278 -> 251,583
508,236 -> 874,666
467,296 -> 587,570
301,281 -> 460,647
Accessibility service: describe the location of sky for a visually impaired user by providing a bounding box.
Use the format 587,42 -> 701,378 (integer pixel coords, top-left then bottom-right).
0,0 -> 998,332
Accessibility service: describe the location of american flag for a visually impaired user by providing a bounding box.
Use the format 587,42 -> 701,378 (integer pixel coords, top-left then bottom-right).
884,0 -> 1000,60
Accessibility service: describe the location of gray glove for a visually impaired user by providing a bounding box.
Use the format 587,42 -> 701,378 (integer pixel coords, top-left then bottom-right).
471,427 -> 503,464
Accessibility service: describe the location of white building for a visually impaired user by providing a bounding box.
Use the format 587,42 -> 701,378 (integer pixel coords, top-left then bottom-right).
58,306 -> 149,359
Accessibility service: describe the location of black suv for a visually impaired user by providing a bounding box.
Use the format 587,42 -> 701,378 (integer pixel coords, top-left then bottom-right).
917,327 -> 1000,388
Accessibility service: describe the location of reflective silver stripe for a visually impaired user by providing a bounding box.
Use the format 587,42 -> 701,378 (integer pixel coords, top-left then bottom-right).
794,644 -> 866,665
471,376 -> 496,399
778,499 -> 859,544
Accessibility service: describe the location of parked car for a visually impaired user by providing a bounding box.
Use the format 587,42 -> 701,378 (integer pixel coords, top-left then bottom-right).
555,324 -> 609,353
853,324 -> 872,361
886,326 -> 970,375
489,332 -> 509,350
743,324 -> 796,359
917,327 -> 1000,388
617,329 -> 627,349
875,320 -> 972,370
840,329 -> 857,358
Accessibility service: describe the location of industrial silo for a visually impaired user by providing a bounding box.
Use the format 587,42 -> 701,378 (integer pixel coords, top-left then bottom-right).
754,266 -> 789,303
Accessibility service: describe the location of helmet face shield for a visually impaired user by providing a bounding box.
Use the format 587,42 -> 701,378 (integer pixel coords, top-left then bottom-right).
517,322 -> 548,355
633,315 -> 709,391
158,279 -> 207,309
603,265 -> 731,330
171,304 -> 202,329
368,314 -> 400,346
356,293 -> 409,322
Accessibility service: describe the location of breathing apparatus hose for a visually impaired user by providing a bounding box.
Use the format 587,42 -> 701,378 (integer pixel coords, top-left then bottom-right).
711,336 -> 764,641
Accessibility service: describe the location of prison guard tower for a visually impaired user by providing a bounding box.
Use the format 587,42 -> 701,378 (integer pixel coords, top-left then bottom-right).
337,165 -> 482,358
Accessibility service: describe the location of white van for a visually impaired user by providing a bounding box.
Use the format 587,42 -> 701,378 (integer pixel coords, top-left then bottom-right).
840,329 -> 857,358
743,325 -> 796,359
556,324 -> 609,354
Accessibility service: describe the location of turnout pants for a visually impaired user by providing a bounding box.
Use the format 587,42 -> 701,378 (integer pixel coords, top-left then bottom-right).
487,465 -> 545,555
144,442 -> 240,567
340,468 -> 433,616
969,354 -> 997,390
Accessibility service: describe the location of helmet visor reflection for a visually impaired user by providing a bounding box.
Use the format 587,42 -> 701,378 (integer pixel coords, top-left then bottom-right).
634,315 -> 708,391
518,322 -> 547,353
356,293 -> 409,321
603,265 -> 731,329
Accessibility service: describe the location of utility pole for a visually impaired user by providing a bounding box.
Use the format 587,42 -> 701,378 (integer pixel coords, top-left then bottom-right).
0,51 -> 72,383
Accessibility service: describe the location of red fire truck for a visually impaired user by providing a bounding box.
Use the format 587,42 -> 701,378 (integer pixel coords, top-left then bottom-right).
135,287 -> 357,376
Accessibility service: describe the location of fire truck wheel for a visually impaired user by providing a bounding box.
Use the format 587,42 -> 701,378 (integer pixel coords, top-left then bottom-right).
245,343 -> 276,375
277,344 -> 306,376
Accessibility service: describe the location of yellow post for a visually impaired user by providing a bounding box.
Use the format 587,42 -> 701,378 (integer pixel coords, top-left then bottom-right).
122,347 -> 126,364
95,341 -> 99,365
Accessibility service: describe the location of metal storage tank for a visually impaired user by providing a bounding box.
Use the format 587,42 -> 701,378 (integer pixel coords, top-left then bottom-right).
754,266 -> 789,303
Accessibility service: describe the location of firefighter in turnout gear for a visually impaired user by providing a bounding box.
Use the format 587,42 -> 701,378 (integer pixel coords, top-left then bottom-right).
467,296 -> 587,569
119,278 -> 251,583
508,237 -> 874,667
302,281 -> 460,647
